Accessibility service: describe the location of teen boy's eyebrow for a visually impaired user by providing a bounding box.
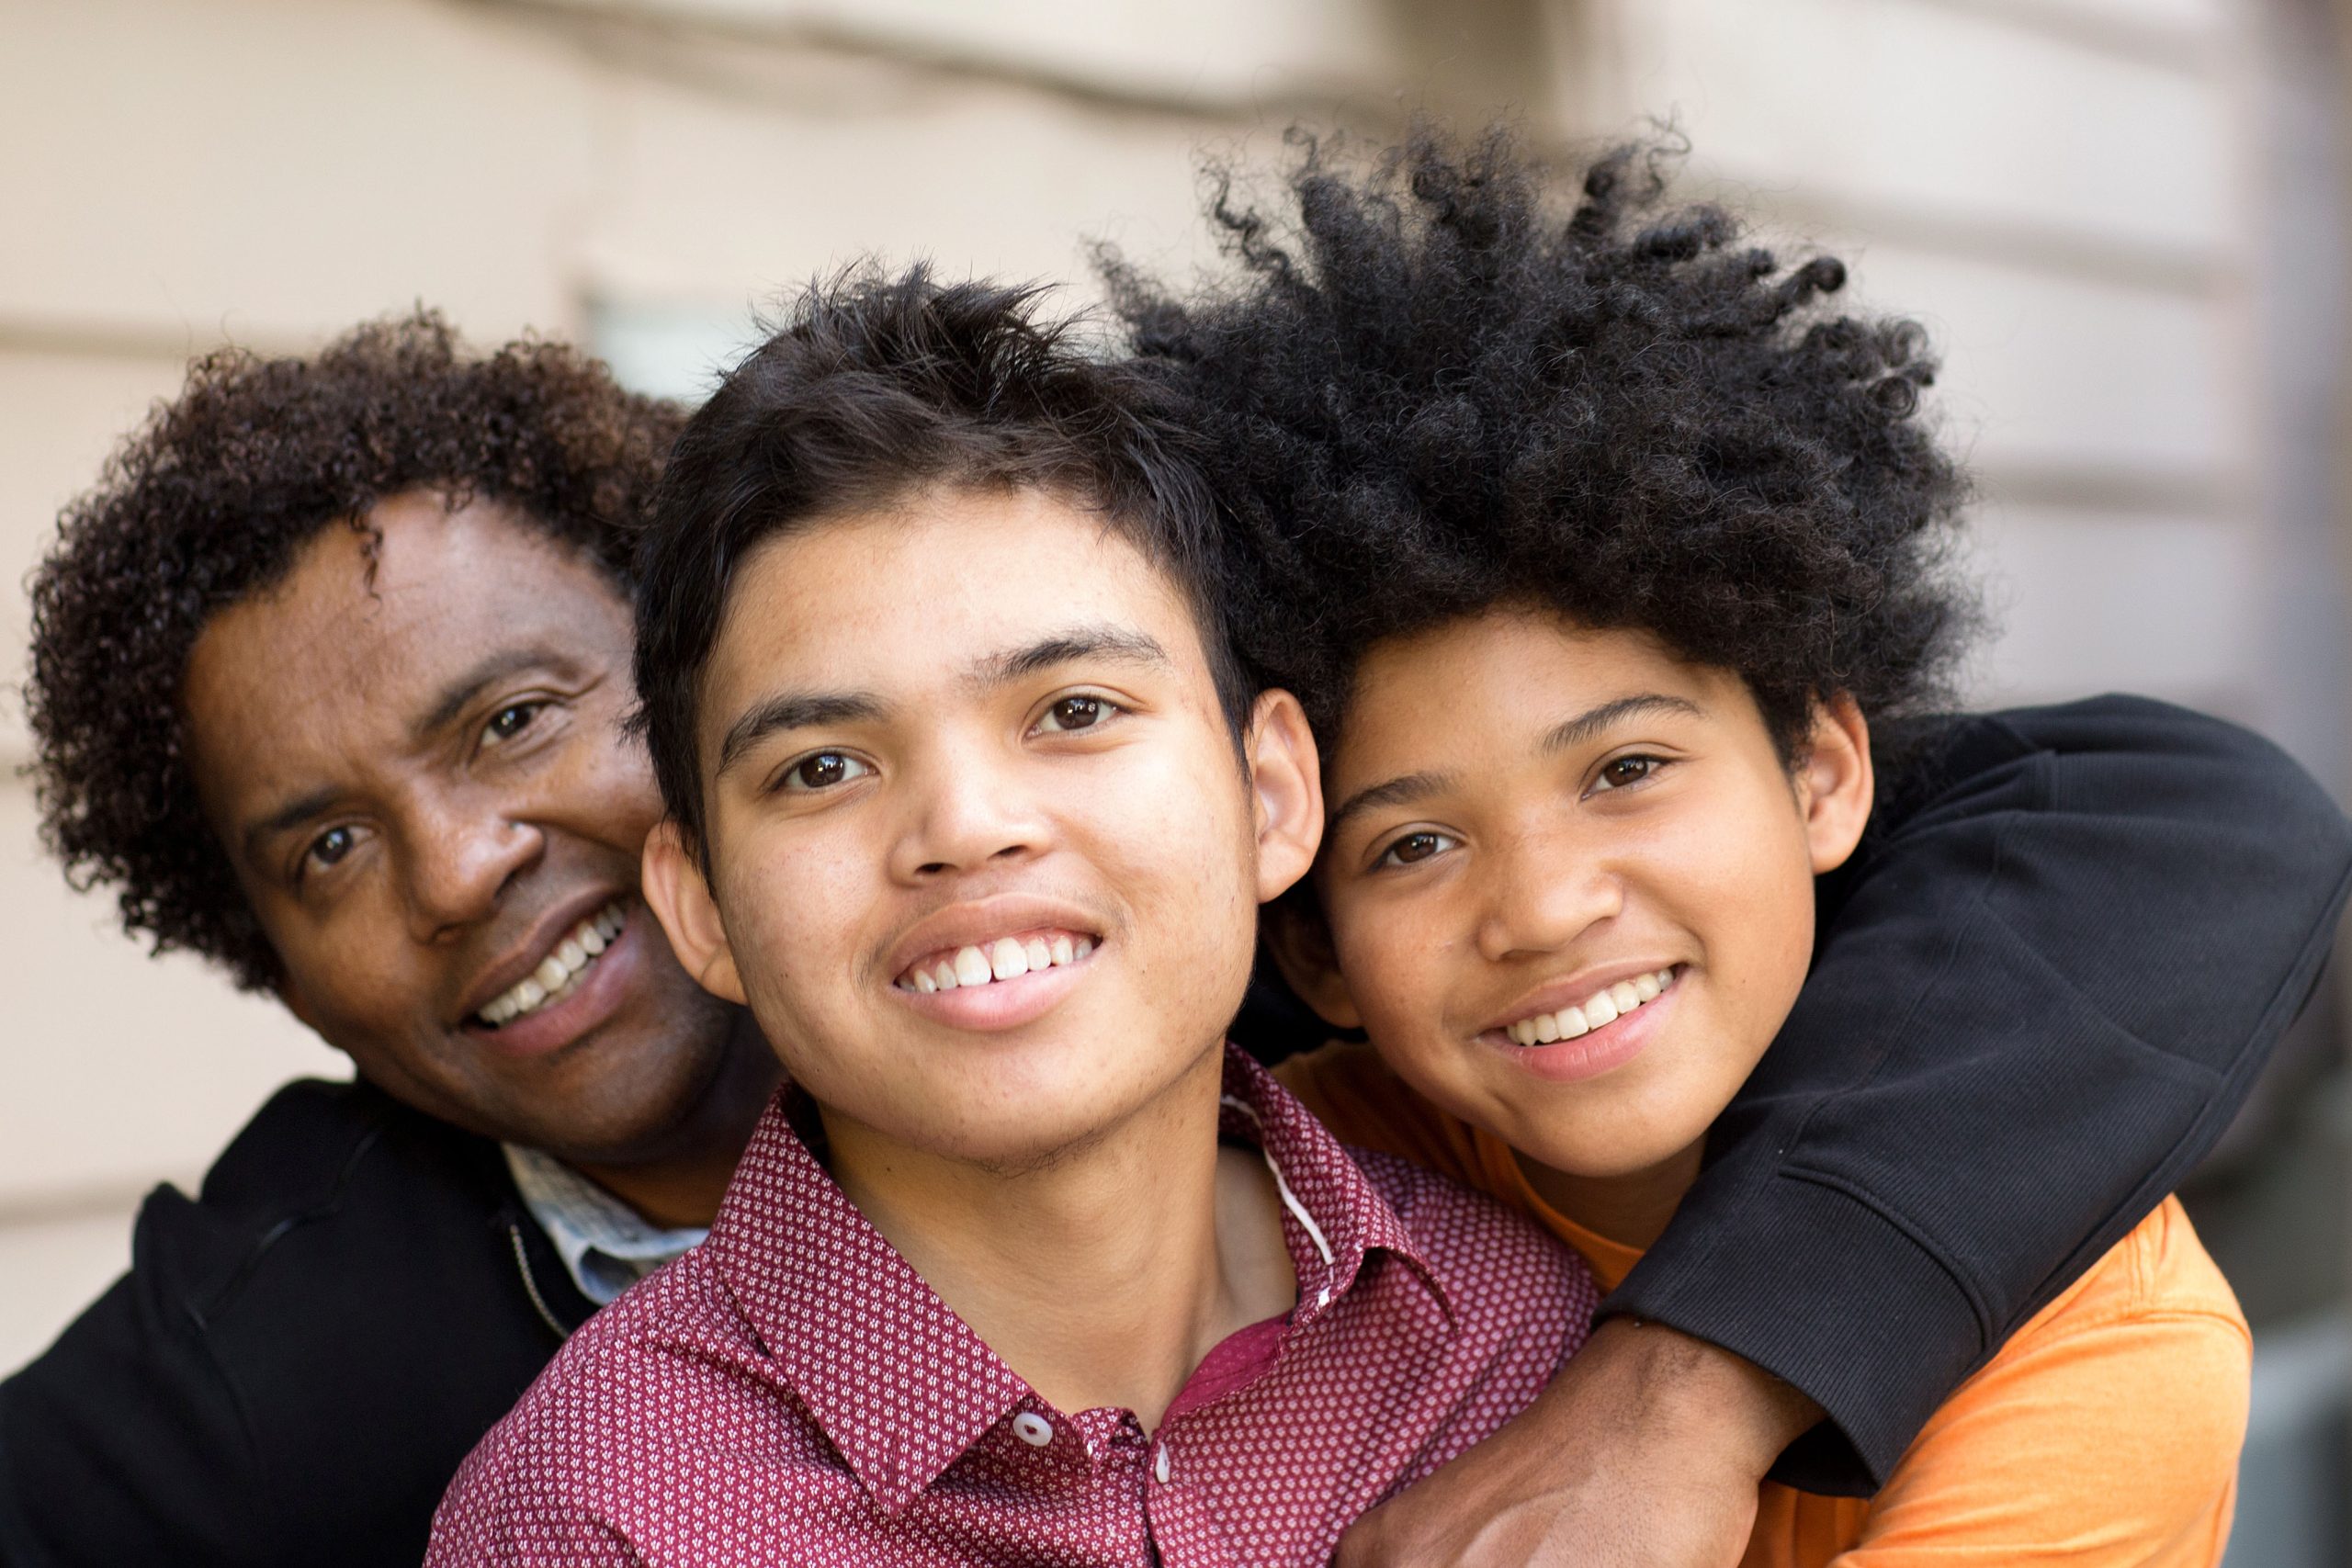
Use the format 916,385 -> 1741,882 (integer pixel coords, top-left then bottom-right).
712,627 -> 1167,777
717,692 -> 889,774
1539,694 -> 1704,755
967,625 -> 1170,691
1325,693 -> 1706,840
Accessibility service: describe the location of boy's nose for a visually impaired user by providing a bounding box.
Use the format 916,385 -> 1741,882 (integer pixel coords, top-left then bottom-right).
1473,829 -> 1623,963
892,750 -> 1052,879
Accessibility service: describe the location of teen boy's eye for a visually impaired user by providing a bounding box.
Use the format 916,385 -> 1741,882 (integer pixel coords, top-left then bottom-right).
778,751 -> 873,793
1035,694 -> 1120,734
1590,754 -> 1667,793
1375,830 -> 1459,869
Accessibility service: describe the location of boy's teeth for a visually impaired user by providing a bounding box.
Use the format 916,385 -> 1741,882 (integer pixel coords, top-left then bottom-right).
898,931 -> 1098,992
1505,968 -> 1678,1048
478,901 -> 628,1027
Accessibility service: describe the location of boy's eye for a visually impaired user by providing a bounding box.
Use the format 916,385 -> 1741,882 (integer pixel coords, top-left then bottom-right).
1376,830 -> 1458,868
1592,754 -> 1664,792
780,750 -> 873,793
1036,695 -> 1117,733
482,701 -> 544,744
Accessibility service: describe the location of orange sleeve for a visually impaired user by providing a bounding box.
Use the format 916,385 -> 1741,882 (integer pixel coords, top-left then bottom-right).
1271,1042 -> 1489,1190
1823,1199 -> 2248,1568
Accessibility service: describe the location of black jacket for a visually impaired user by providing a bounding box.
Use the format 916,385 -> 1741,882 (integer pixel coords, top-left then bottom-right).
0,1081 -> 594,1568
4,696 -> 2348,1564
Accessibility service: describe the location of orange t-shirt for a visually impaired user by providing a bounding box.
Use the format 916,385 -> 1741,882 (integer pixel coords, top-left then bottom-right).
1276,1042 -> 2250,1567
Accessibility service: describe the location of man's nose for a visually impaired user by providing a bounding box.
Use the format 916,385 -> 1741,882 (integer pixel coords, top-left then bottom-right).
888,744 -> 1051,881
1474,823 -> 1623,963
402,795 -> 545,941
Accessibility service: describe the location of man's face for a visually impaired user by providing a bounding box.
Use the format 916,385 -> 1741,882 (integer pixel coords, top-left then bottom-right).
650,487 -> 1313,1171
184,491 -> 744,1162
1296,610 -> 1866,1182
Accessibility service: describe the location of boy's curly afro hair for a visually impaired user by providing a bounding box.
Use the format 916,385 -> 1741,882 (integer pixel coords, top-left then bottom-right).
1108,126 -> 1977,758
24,309 -> 683,991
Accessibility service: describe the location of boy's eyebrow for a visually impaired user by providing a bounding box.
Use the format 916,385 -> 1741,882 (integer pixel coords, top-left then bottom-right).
1540,694 -> 1704,754
717,692 -> 889,774
1326,693 -> 1704,840
967,626 -> 1170,690
1325,770 -> 1454,840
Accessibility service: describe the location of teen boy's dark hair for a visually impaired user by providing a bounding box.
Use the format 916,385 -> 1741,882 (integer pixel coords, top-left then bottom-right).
632,265 -> 1251,856
25,310 -> 681,991
1107,127 -> 1977,757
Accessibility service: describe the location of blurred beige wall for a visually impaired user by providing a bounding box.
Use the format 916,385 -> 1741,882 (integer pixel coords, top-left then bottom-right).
0,0 -> 2294,1371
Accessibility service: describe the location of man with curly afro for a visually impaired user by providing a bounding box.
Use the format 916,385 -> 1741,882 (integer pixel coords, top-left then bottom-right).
3,311 -> 779,1568
1109,128 -> 2350,1564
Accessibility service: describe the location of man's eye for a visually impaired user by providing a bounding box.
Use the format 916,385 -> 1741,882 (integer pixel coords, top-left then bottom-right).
1592,754 -> 1664,792
482,702 -> 543,745
1035,695 -> 1118,734
1376,830 -> 1457,868
306,825 -> 357,872
780,751 -> 873,793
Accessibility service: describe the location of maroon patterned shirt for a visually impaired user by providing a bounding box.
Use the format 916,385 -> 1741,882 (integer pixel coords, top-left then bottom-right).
429,1047 -> 1596,1566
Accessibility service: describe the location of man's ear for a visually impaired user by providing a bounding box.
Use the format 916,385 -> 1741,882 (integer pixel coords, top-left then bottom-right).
1798,694 -> 1874,876
1245,688 -> 1325,904
1261,898 -> 1364,1032
640,819 -> 747,1005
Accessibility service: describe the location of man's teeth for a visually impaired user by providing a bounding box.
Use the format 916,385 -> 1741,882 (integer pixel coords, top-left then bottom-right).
479,903 -> 627,1027
897,931 -> 1094,992
1505,967 -> 1678,1046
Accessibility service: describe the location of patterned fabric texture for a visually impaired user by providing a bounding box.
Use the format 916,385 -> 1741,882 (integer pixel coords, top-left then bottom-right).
430,1046 -> 1597,1566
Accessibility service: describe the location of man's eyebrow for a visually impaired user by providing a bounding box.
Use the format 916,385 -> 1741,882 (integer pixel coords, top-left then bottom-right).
1541,694 -> 1704,754
969,626 -> 1170,690
415,646 -> 573,740
243,787 -> 343,863
717,692 -> 888,775
1326,771 -> 1454,841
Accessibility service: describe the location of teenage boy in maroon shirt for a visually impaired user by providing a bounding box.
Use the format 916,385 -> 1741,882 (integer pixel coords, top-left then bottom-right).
428,270 -> 1600,1564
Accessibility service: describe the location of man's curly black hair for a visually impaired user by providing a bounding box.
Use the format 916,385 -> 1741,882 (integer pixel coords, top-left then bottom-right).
24,309 -> 682,991
1108,126 -> 1977,760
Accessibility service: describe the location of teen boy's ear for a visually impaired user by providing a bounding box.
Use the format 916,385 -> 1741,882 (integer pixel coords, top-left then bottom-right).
1261,898 -> 1365,1033
1244,688 -> 1326,905
642,820 -> 749,1005
1800,694 -> 1876,877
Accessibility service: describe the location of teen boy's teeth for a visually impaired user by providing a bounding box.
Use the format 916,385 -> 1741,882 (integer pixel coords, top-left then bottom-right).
895,931 -> 1095,992
1505,967 -> 1679,1046
477,902 -> 628,1028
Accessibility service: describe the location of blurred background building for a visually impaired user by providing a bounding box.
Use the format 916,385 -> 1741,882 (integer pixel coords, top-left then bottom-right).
2,0 -> 2346,1559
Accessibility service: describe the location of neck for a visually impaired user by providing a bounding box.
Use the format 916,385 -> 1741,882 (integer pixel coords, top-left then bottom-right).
571,1013 -> 783,1228
823,1041 -> 1295,1430
1517,1136 -> 1706,1253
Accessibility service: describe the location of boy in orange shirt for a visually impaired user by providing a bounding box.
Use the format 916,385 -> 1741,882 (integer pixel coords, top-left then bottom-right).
1118,130 -> 2249,1564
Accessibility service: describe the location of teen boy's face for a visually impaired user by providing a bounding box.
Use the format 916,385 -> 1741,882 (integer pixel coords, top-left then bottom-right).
1291,609 -> 1869,1182
645,487 -> 1318,1170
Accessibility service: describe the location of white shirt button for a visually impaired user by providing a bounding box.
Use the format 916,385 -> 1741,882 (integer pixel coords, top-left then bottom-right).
1012,1412 -> 1054,1448
1315,1286 -> 1332,1309
1153,1443 -> 1171,1483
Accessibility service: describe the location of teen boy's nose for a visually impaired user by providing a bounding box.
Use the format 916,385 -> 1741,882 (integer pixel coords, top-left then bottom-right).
890,747 -> 1053,880
1473,827 -> 1624,964
401,791 -> 546,941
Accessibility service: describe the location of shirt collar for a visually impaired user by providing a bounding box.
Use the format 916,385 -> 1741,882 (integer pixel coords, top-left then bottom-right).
502,1144 -> 709,1307
703,1042 -> 1445,1513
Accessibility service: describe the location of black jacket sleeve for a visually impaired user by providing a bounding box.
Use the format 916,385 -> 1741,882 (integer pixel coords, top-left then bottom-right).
1605,694 -> 2352,1495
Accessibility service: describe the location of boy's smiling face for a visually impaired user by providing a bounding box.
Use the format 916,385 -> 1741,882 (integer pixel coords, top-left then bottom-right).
1284,609 -> 1871,1189
643,486 -> 1318,1171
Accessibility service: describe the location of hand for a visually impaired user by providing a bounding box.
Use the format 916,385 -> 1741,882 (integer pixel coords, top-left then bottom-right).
1333,1317 -> 1821,1568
